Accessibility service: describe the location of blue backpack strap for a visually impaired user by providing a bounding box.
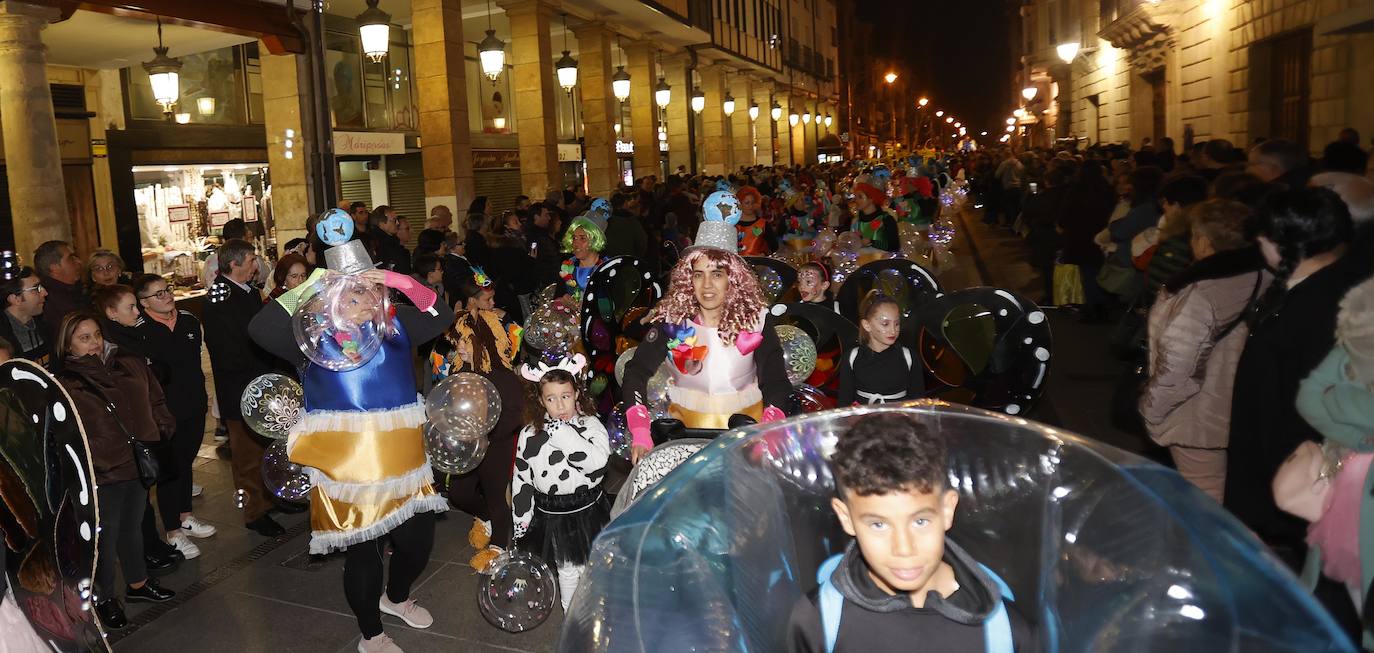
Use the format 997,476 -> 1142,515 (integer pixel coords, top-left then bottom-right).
977,562 -> 1016,653
816,554 -> 846,653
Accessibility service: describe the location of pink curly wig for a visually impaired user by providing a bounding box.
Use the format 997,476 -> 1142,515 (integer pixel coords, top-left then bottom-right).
648,248 -> 766,345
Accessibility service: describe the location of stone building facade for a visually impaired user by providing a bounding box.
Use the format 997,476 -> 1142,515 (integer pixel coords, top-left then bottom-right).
1016,0 -> 1374,153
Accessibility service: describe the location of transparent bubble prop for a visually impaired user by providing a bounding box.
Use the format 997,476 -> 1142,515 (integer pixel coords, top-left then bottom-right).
645,362 -> 674,420
240,373 -> 304,440
559,405 -> 1358,653
614,347 -> 637,386
292,275 -> 388,372
478,550 -> 558,633
425,372 -> 501,440
606,403 -> 632,460
261,439 -> 312,503
774,324 -> 817,386
425,424 -> 489,475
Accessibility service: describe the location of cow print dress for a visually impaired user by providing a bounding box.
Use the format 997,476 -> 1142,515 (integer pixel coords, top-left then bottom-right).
512,415 -> 612,567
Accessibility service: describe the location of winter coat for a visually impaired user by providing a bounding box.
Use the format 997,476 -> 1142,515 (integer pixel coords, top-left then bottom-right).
1056,180 -> 1115,266
373,230 -> 412,274
202,278 -> 274,420
1140,247 -> 1268,449
59,348 -> 175,484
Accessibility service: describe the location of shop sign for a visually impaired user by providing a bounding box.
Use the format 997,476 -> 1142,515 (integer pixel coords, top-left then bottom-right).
557,143 -> 583,162
334,131 -> 406,156
615,140 -> 634,154
91,138 -> 107,158
473,149 -> 520,169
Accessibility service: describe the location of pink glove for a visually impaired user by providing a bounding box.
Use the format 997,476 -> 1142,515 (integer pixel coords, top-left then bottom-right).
382,270 -> 437,313
762,406 -> 786,423
627,404 -> 653,450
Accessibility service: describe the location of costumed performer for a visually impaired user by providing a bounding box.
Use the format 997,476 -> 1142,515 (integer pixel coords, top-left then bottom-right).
248,209 -> 453,653
851,182 -> 899,252
837,293 -> 923,405
430,269 -> 527,573
735,186 -> 775,256
512,360 -> 610,612
559,217 -> 606,304
620,190 -> 793,462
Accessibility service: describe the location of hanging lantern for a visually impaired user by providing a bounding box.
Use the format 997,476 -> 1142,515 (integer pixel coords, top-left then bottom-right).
935,110 -> 944,118
722,93 -> 736,116
1022,86 -> 1038,101
771,100 -> 782,122
823,114 -> 833,127
196,97 -> 215,116
556,50 -> 578,92
357,0 -> 391,63
612,65 -> 631,101
748,102 -> 760,121
142,18 -> 182,117
691,88 -> 705,113
478,29 -> 506,82
654,77 -> 671,108
802,110 -> 811,125
788,111 -> 799,127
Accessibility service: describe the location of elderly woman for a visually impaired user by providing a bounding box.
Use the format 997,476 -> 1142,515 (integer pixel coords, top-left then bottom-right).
86,249 -> 132,288
559,217 -> 605,303
1139,200 -> 1269,502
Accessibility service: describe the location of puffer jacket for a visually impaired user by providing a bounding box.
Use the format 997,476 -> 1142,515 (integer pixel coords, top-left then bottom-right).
1140,247 -> 1269,448
59,346 -> 176,484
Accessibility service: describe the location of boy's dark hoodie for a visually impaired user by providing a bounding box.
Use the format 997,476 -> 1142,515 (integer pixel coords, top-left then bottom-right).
787,539 -> 1035,652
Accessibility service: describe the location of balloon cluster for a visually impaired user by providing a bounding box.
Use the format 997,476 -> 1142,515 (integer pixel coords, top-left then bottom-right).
241,373 -> 304,439
262,439 -> 312,503
424,372 -> 501,473
477,550 -> 559,632
522,290 -> 580,353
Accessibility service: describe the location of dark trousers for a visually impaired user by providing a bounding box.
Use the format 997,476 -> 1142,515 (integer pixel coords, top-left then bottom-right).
96,480 -> 149,601
343,513 -> 436,638
158,412 -> 207,530
226,419 -> 272,522
447,435 -> 517,550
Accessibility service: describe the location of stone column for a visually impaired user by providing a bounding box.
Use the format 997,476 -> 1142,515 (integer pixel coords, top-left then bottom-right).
572,22 -> 617,199
791,99 -> 806,166
775,94 -> 792,166
730,74 -> 754,168
699,63 -> 730,175
662,54 -> 691,175
414,0 -> 475,217
0,1 -> 67,258
623,40 -> 662,180
260,47 -> 312,243
500,0 -> 561,197
755,81 -> 775,166
803,100 -> 818,164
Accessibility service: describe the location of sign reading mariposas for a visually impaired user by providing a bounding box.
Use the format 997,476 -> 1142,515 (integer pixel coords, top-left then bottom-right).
334,131 -> 406,156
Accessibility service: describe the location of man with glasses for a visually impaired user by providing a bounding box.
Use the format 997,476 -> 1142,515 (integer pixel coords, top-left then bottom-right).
0,253 -> 50,364
369,204 -> 411,274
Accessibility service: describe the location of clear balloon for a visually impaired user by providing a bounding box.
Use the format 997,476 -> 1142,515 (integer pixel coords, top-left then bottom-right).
240,373 -> 304,440
426,372 -> 501,439
775,325 -> 818,386
425,424 -> 489,475
645,361 -> 674,419
524,293 -> 581,354
614,347 -> 637,386
292,275 -> 389,372
606,404 -> 632,460
477,550 -> 558,632
262,439 -> 312,503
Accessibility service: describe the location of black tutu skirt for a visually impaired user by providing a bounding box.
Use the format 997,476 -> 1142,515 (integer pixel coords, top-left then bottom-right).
523,486 -> 611,568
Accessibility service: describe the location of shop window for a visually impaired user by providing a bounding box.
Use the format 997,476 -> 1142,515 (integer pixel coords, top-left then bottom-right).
468,57 -> 515,134
326,32 -> 367,129
132,163 -> 268,275
125,43 -> 261,125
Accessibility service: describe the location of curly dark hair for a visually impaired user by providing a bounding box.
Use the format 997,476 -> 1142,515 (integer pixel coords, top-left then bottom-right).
524,368 -> 598,424
831,412 -> 947,496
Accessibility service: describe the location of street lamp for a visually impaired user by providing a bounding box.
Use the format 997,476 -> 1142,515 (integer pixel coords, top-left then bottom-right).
196,97 -> 215,116
691,88 -> 705,113
823,114 -> 833,127
935,110 -> 944,118
554,14 -> 577,93
1013,108 -> 1027,118
1022,86 -> 1038,101
612,66 -> 631,101
945,116 -> 953,124
723,92 -> 736,116
802,110 -> 811,124
143,17 -> 182,117
357,0 -> 391,63
654,76 -> 671,108
1057,42 -> 1080,64
477,0 -> 506,83
771,100 -> 782,121
1006,117 -> 1016,125
884,71 -> 898,84
954,121 -> 961,128
748,102 -> 760,121
918,97 -> 929,107
789,110 -> 799,126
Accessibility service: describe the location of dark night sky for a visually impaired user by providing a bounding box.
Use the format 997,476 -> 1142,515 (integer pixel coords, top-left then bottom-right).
855,0 -> 1013,138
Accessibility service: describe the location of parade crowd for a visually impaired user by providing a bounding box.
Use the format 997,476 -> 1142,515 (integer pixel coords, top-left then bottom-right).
1,126 -> 1374,651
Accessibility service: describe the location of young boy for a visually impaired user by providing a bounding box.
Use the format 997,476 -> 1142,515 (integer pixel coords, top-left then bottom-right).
788,412 -> 1035,652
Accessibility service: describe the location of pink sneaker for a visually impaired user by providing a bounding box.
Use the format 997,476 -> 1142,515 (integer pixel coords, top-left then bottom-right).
379,596 -> 433,629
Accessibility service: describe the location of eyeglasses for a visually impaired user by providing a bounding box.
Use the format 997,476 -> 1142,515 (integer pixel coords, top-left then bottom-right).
138,289 -> 173,300
19,284 -> 43,295
91,264 -> 120,273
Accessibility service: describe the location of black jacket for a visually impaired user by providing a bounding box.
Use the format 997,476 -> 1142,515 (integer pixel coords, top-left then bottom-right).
202,278 -> 274,420
139,310 -> 208,423
0,310 -> 52,365
1225,259 -> 1368,548
39,277 -> 88,331
374,230 -> 412,274
604,210 -> 649,259
787,540 -> 1034,653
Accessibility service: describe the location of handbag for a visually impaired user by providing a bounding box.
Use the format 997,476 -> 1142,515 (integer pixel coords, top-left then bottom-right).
1096,259 -> 1142,297
1053,262 -> 1085,306
1272,440 -> 1342,522
71,373 -> 162,489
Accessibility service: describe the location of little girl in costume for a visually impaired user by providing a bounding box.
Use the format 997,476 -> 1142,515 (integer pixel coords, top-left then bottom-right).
837,293 -> 923,405
511,364 -> 610,612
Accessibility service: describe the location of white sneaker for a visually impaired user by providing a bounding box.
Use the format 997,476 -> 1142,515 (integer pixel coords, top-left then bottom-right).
213,434 -> 229,446
191,484 -> 203,497
357,633 -> 402,653
167,531 -> 201,560
180,516 -> 217,538
379,596 -> 433,629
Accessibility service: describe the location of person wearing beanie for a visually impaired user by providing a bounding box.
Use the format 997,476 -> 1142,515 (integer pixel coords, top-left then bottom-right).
852,183 -> 899,252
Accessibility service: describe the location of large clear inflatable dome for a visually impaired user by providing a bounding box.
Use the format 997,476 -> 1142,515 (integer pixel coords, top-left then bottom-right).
561,404 -> 1355,652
